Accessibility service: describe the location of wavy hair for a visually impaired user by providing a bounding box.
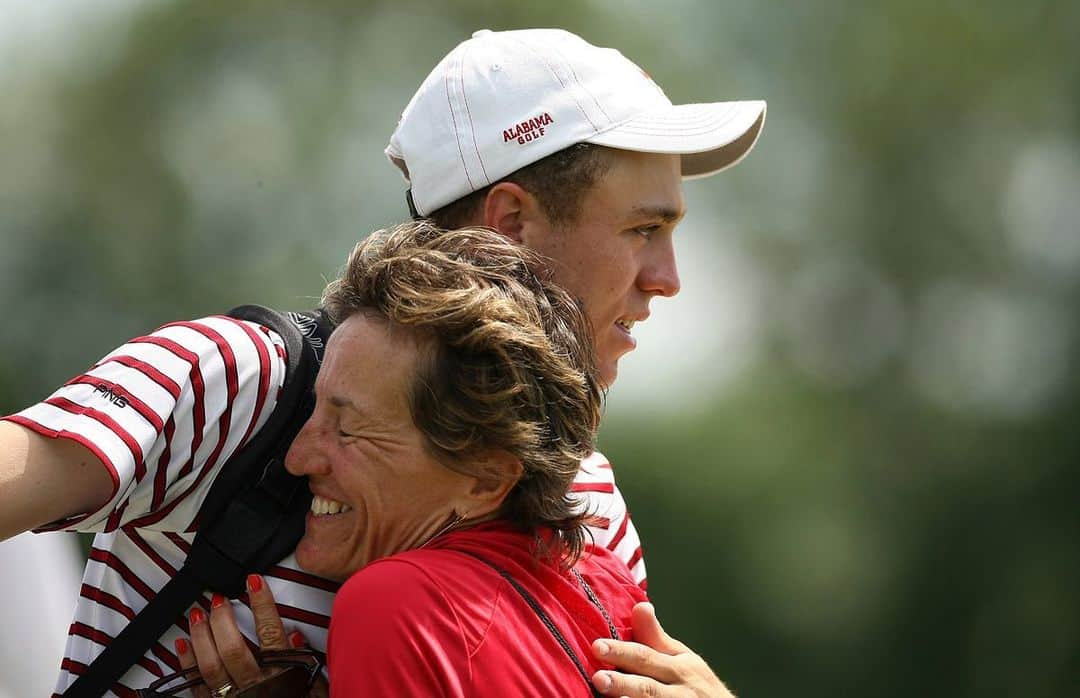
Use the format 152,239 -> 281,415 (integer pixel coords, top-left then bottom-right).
321,221 -> 602,563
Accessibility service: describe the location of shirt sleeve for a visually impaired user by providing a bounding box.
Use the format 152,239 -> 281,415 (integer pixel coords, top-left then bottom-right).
328,559 -> 469,698
2,315 -> 287,533
572,451 -> 647,588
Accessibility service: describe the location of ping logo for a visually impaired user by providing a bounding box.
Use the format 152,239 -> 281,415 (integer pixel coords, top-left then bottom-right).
502,112 -> 554,145
94,382 -> 129,409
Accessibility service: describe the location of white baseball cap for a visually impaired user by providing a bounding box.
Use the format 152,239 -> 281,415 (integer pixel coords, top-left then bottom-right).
386,28 -> 767,217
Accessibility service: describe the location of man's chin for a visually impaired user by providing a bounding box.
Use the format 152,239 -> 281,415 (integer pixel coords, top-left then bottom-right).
598,359 -> 618,388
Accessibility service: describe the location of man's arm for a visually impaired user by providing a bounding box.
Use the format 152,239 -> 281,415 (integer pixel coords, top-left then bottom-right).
2,315 -> 288,541
0,421 -> 114,541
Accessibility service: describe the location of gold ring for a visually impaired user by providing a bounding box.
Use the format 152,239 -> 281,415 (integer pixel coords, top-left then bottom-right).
211,681 -> 235,698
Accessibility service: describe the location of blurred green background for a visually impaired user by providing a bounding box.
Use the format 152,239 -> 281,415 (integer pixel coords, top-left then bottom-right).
2,1 -> 1078,696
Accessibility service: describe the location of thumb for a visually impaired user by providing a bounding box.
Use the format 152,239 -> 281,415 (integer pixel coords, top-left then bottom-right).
631,602 -> 690,655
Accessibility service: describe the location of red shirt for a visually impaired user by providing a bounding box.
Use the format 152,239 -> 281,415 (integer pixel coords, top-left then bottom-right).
328,521 -> 648,697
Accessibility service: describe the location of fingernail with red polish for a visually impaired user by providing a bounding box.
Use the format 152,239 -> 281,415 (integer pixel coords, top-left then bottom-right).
189,608 -> 205,625
175,638 -> 188,655
211,593 -> 226,609
247,574 -> 263,593
289,631 -> 305,649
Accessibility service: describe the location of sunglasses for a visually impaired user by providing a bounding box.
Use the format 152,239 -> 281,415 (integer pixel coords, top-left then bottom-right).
137,648 -> 324,697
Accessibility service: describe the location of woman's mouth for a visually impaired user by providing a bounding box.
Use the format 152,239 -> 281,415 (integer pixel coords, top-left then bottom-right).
310,494 -> 352,516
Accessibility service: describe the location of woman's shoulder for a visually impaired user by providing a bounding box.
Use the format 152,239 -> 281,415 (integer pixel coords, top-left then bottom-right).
334,546 -> 500,617
337,550 -> 454,601
331,546 -> 509,666
328,552 -> 485,695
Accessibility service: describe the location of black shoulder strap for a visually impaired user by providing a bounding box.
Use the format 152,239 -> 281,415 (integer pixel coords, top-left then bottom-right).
188,305 -> 330,595
458,550 -> 606,698
66,305 -> 332,697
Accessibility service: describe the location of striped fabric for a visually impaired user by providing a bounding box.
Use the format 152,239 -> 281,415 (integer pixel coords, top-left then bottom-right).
4,315 -> 646,696
572,452 -> 646,586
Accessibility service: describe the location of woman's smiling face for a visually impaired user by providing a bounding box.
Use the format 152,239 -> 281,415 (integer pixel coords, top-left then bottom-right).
284,312 -> 479,582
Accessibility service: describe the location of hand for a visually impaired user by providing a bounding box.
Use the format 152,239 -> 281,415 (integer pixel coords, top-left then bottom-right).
177,574 -> 328,697
591,602 -> 734,698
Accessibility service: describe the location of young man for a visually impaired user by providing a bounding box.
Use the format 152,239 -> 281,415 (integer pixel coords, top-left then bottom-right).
0,28 -> 764,697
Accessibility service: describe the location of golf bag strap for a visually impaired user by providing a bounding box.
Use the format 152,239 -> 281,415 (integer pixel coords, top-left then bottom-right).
65,570 -> 204,697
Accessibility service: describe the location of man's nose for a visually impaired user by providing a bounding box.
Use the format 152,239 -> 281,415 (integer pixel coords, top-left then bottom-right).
640,239 -> 681,298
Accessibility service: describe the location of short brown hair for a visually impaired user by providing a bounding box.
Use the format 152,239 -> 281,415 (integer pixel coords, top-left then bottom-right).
428,143 -> 612,229
321,221 -> 603,562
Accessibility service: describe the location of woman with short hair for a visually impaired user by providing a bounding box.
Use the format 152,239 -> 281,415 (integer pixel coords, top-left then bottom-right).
178,221 -> 647,697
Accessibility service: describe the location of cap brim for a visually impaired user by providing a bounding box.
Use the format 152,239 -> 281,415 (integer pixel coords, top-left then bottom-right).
584,100 -> 766,178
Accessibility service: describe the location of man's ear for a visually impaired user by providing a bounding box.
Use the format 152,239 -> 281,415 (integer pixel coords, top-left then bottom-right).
482,182 -> 548,244
461,450 -> 523,519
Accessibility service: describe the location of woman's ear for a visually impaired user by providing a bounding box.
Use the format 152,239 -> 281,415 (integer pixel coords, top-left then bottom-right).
462,451 -> 523,518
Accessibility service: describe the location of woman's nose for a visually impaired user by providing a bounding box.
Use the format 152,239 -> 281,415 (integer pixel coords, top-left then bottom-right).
284,418 -> 330,477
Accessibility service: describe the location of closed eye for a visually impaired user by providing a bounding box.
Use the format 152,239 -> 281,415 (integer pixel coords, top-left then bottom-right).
338,429 -> 362,442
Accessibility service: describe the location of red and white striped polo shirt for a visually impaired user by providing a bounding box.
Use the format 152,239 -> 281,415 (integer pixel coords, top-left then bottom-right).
4,315 -> 646,697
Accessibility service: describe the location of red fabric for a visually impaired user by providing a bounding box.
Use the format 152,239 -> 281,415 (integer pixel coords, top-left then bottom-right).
328,521 -> 648,697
